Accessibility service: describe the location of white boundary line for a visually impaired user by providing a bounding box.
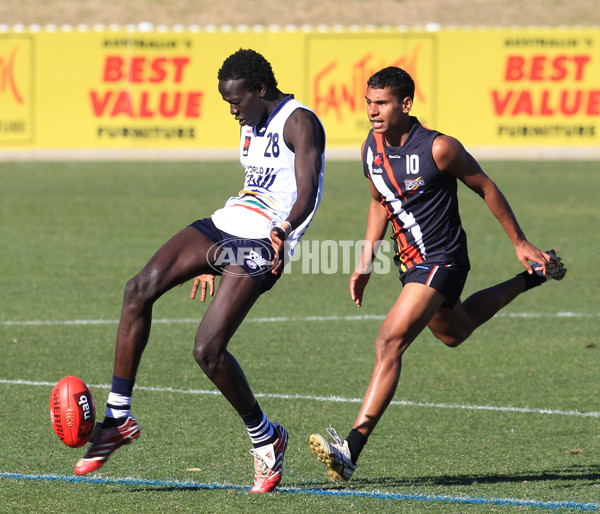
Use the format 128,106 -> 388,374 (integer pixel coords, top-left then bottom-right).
2,378 -> 598,418
2,312 -> 597,419
0,311 -> 596,327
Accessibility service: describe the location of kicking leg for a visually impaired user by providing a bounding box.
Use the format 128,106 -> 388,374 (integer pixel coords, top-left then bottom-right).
114,226 -> 216,379
75,226 -> 216,476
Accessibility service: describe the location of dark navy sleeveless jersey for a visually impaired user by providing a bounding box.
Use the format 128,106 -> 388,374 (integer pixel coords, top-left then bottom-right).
362,116 -> 468,271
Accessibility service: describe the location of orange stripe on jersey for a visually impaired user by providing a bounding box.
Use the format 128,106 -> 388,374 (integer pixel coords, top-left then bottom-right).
238,189 -> 278,207
402,239 -> 425,262
382,201 -> 422,270
374,133 -> 424,269
374,133 -> 406,202
230,202 -> 273,221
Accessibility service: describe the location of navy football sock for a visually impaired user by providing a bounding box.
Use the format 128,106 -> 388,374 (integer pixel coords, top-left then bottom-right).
104,376 -> 135,427
241,401 -> 277,448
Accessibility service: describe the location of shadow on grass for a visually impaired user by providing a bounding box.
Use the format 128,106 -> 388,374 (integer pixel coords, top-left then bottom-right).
294,463 -> 600,491
116,463 -> 600,495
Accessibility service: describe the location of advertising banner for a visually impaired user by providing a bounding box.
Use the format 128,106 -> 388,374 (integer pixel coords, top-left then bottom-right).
435,28 -> 599,148
305,30 -> 438,147
0,34 -> 34,144
0,26 -> 598,155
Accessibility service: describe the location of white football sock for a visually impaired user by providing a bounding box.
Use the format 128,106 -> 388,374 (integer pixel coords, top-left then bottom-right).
105,392 -> 131,419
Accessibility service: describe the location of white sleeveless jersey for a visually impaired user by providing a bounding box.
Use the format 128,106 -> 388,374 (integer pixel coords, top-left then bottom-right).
211,96 -> 325,258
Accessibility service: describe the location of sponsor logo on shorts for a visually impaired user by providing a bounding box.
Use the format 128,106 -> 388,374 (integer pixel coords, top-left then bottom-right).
206,238 -> 277,277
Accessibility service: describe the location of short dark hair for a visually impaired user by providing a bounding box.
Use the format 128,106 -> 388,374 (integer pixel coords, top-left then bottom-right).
218,49 -> 278,91
367,67 -> 415,101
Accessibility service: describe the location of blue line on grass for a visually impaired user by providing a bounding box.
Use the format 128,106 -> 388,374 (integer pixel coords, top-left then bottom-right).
1,472 -> 599,511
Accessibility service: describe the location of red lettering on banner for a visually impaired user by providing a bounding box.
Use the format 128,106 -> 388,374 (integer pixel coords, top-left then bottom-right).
185,92 -> 202,117
102,55 -> 190,83
112,90 -> 133,116
312,46 -> 425,121
90,91 -> 112,115
0,45 -> 24,104
562,90 -> 582,115
504,54 -> 590,82
157,92 -> 179,118
91,54 -> 202,119
512,91 -> 533,115
540,90 -> 554,115
89,90 -> 203,118
491,89 -> 600,116
587,90 -> 600,115
550,56 -> 568,81
150,58 -> 167,83
139,92 -> 153,117
493,52 -> 595,118
103,56 -> 123,82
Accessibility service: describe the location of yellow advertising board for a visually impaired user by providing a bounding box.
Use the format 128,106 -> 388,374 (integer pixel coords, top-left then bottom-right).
0,28 -> 307,150
0,26 -> 598,154
304,30 -> 437,147
0,34 -> 34,143
435,27 -> 600,148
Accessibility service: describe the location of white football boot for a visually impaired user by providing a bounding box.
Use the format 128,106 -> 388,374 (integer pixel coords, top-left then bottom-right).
309,425 -> 357,482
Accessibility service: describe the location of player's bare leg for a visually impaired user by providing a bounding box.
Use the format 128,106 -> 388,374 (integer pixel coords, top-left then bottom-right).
310,276 -> 528,481
352,270 -> 538,437
75,226 -> 216,475
320,255 -> 569,478
353,283 -> 445,436
430,250 -> 567,347
310,283 -> 444,481
192,267 -> 262,414
192,267 -> 288,493
427,274 -> 527,347
348,275 -> 520,437
113,226 -> 216,379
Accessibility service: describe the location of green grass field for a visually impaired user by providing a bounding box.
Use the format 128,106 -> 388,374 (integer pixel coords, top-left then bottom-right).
1,159 -> 598,513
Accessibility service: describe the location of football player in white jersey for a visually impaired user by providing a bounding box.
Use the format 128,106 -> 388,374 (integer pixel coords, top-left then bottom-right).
75,49 -> 325,493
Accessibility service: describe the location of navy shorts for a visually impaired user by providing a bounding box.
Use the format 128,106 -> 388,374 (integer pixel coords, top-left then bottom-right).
397,259 -> 470,308
190,218 -> 281,293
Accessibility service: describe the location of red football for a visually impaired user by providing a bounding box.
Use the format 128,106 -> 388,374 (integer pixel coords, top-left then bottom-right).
49,376 -> 96,448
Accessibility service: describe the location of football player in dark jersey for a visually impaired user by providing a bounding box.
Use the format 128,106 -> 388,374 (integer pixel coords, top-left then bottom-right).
310,66 -> 566,482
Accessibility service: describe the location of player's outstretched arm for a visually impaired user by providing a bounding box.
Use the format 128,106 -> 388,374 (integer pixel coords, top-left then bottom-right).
432,135 -> 551,275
